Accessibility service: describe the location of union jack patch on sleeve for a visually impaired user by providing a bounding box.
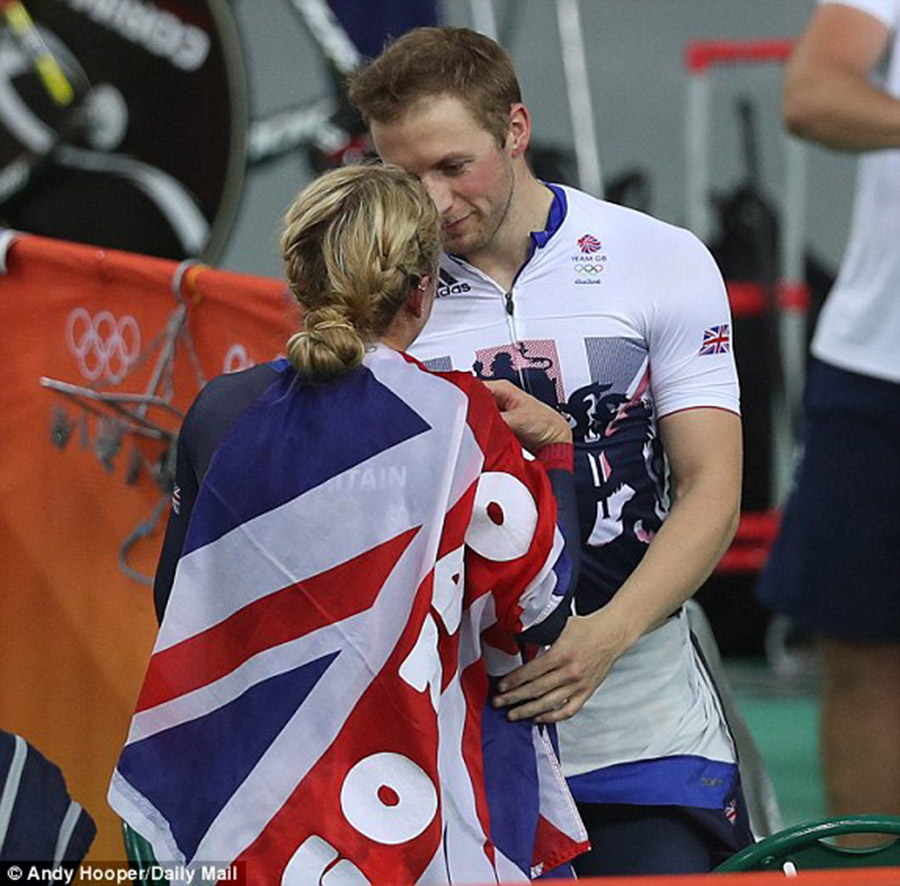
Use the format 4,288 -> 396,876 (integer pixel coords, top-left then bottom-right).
699,324 -> 730,356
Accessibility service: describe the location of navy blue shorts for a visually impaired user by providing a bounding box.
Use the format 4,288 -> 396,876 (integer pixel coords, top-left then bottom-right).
757,358 -> 900,642
571,781 -> 754,875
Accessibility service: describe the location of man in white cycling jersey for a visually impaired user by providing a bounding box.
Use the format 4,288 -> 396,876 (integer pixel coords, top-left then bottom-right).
349,25 -> 751,876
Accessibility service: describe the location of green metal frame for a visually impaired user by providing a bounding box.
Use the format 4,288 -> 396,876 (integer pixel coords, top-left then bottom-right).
122,821 -> 159,881
716,815 -> 900,872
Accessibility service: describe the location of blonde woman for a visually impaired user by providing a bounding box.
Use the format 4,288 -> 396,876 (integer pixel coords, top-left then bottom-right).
110,165 -> 586,883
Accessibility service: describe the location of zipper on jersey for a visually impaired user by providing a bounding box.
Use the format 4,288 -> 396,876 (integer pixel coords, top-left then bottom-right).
446,257 -> 528,392
501,289 -> 530,392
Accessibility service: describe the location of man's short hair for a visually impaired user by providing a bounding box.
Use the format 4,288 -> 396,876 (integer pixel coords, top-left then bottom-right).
348,27 -> 522,146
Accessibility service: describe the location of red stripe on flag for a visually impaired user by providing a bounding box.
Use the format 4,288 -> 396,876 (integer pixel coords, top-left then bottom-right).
136,526 -> 421,712
533,813 -> 591,873
232,571 -> 443,884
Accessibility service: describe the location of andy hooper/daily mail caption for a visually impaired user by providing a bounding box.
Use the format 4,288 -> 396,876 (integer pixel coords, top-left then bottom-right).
3,862 -> 243,884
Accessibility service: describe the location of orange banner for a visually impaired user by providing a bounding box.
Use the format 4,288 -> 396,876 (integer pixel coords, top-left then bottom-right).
0,232 -> 291,860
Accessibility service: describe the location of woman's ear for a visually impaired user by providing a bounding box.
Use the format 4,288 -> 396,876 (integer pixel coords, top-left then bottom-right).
418,273 -> 434,295
408,287 -> 425,318
409,274 -> 434,318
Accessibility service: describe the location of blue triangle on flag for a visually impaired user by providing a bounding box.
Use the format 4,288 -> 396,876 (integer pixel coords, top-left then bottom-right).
118,650 -> 339,859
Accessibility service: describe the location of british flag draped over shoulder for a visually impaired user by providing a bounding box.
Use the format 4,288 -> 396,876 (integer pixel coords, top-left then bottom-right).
109,345 -> 587,884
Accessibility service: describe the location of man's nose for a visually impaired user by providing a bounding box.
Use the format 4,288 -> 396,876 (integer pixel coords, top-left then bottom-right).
421,175 -> 453,216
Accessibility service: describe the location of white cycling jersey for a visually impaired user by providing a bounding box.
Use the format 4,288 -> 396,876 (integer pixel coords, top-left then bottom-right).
410,184 -> 742,808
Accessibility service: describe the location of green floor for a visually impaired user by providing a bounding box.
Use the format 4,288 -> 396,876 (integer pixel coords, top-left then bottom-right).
727,658 -> 826,828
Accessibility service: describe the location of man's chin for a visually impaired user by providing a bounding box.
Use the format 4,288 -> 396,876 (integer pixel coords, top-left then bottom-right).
442,229 -> 482,256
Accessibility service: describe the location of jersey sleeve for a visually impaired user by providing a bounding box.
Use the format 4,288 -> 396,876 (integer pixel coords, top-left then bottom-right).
152,389 -> 210,624
452,375 -> 577,640
646,229 -> 741,419
152,365 -> 283,623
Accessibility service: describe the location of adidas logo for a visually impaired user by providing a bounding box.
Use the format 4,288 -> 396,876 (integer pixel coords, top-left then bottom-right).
437,268 -> 471,298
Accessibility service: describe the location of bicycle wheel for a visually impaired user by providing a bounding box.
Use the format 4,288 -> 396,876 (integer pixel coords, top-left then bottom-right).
0,0 -> 248,261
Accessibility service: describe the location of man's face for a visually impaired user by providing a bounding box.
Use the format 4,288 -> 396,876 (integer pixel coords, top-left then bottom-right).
370,95 -> 515,258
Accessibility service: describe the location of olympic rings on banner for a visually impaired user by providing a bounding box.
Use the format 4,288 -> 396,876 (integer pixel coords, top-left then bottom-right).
222,343 -> 252,374
65,307 -> 141,382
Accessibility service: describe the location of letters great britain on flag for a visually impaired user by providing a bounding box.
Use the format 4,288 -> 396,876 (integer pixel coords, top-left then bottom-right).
109,346 -> 587,884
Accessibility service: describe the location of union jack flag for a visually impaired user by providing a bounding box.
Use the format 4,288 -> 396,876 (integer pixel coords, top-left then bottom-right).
724,798 -> 738,825
577,233 -> 603,253
109,347 -> 587,884
699,324 -> 731,356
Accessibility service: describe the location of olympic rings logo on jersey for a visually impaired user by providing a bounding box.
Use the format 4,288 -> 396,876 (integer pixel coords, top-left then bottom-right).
573,263 -> 605,275
65,308 -> 141,382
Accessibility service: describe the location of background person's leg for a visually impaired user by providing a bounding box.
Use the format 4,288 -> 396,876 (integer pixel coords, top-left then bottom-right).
820,636 -> 900,835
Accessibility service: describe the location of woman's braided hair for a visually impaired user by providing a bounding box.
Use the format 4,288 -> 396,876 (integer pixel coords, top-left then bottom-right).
281,163 -> 442,380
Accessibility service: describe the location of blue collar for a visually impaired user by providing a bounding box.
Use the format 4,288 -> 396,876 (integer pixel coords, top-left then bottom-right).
446,183 -> 567,277
529,183 -> 567,251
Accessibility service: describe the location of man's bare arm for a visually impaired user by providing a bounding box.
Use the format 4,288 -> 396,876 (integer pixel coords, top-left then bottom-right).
492,407 -> 742,723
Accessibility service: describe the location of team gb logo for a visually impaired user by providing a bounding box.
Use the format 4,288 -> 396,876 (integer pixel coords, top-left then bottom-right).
577,233 -> 603,253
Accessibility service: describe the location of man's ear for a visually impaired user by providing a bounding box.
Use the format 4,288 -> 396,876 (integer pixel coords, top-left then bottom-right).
507,103 -> 532,158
